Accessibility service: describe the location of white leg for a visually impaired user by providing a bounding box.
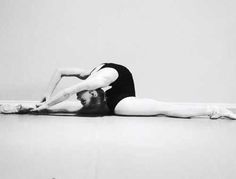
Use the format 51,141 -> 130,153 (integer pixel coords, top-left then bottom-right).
114,97 -> 236,119
0,101 -> 82,114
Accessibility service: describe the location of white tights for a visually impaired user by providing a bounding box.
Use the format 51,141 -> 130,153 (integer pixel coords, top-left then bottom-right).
114,97 -> 236,119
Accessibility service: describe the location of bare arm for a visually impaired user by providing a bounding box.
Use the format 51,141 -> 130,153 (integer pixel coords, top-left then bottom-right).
45,101 -> 83,113
36,68 -> 118,110
42,68 -> 91,101
34,101 -> 109,115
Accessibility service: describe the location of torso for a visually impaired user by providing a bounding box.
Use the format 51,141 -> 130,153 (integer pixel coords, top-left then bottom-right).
90,63 -> 136,114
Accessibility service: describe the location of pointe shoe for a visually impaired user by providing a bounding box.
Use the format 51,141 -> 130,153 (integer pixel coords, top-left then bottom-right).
0,104 -> 22,114
209,106 -> 236,120
0,104 -> 34,114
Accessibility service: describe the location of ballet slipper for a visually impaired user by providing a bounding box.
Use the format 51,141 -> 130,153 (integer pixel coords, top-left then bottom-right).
0,104 -> 22,114
0,104 -> 35,114
209,106 -> 236,120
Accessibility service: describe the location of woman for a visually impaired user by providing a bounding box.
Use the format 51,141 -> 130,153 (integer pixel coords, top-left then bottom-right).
1,63 -> 236,119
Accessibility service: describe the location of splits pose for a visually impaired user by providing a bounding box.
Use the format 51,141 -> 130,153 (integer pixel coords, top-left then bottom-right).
1,63 -> 236,119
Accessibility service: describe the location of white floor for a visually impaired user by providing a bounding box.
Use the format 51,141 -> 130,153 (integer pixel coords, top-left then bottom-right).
0,114 -> 236,179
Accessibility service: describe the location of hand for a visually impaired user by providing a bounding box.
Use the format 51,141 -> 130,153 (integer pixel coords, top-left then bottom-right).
40,96 -> 47,103
31,103 -> 49,112
38,95 -> 49,107
35,102 -> 44,108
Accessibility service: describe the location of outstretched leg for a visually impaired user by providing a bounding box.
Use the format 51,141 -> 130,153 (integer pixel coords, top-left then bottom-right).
114,97 -> 236,119
0,101 -> 82,114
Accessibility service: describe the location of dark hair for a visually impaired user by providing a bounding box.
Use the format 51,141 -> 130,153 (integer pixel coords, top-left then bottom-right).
95,88 -> 106,103
87,88 -> 106,107
82,88 -> 109,114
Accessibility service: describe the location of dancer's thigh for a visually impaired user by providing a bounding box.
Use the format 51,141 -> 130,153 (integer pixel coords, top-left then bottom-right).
114,97 -> 162,116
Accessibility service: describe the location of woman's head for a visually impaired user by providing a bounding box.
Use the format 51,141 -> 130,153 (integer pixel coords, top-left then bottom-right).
76,89 -> 105,108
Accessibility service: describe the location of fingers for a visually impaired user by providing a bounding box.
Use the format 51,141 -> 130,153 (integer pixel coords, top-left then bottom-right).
35,100 -> 47,108
31,103 -> 49,112
36,103 -> 43,108
40,97 -> 47,103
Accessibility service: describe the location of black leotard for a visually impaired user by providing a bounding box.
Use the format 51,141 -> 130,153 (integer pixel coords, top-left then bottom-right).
98,63 -> 136,113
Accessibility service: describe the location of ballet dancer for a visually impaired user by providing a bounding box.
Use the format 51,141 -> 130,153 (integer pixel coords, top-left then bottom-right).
1,63 -> 236,119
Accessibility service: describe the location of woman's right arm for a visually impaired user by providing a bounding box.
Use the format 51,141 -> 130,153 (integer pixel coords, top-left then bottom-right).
35,67 -> 119,110
41,68 -> 91,102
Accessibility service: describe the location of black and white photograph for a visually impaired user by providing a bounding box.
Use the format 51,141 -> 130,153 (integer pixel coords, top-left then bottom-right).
0,0 -> 236,178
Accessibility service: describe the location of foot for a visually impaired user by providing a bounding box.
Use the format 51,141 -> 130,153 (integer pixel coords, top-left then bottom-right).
0,104 -> 22,114
209,106 -> 236,120
0,104 -> 35,114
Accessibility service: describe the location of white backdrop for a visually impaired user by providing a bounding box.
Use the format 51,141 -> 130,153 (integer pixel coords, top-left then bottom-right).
0,0 -> 236,103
